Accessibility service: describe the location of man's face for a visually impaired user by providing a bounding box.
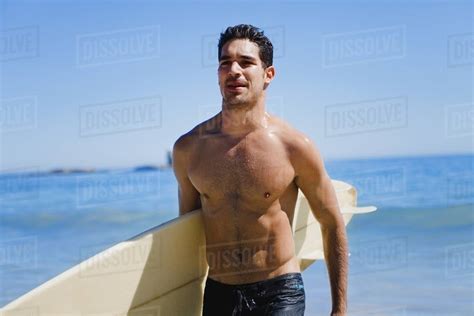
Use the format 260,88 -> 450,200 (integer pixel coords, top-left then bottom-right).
218,39 -> 274,107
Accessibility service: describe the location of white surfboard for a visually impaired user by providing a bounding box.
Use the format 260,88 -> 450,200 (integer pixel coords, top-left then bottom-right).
0,180 -> 376,316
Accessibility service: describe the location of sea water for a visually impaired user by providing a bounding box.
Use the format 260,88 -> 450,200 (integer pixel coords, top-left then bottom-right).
0,154 -> 472,315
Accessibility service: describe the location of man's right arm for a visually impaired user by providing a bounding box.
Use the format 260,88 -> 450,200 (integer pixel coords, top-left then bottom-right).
172,134 -> 202,216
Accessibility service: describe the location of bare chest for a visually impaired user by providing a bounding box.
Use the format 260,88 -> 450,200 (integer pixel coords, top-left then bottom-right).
188,134 -> 295,205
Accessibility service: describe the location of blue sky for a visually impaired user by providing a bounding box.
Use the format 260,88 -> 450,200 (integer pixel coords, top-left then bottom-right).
0,0 -> 472,171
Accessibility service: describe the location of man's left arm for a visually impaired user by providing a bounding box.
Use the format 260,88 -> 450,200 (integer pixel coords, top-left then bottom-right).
290,133 -> 348,316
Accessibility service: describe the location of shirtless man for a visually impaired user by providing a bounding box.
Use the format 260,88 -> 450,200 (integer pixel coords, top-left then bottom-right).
172,24 -> 348,316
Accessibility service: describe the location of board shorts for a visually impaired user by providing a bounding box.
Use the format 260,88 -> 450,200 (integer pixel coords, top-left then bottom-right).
202,272 -> 305,316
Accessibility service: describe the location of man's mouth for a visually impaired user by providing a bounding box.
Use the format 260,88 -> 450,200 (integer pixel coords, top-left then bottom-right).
226,81 -> 247,89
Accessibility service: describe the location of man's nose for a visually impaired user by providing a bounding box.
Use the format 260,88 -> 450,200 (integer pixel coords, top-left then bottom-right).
229,61 -> 242,75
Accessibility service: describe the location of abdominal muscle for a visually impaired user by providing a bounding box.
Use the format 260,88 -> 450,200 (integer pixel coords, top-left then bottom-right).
203,204 -> 301,284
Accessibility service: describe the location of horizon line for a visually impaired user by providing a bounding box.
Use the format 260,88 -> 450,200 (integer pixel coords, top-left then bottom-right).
0,151 -> 472,175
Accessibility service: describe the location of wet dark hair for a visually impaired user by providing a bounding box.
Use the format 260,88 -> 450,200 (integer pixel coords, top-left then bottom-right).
218,24 -> 273,68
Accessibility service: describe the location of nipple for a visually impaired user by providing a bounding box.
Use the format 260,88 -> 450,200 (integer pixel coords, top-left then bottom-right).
264,192 -> 271,198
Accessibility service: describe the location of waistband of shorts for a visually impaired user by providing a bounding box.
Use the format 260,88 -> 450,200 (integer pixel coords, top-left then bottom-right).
206,272 -> 303,291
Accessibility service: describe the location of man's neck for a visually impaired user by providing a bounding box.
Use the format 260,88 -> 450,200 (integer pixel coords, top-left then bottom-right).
220,99 -> 268,136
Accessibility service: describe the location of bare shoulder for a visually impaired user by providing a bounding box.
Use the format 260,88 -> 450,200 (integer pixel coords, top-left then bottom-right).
269,115 -> 325,178
173,113 -> 220,158
173,129 -> 197,157
270,115 -> 319,156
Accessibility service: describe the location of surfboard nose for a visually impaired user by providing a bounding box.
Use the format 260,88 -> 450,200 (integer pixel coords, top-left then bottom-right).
340,206 -> 377,214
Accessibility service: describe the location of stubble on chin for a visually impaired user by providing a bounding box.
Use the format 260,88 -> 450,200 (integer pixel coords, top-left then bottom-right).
225,98 -> 245,108
223,93 -> 247,107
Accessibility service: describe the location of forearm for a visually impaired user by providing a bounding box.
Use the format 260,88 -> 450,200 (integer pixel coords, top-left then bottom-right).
322,219 -> 349,315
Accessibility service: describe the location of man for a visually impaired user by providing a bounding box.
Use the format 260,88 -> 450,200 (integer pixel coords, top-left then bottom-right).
172,24 -> 348,316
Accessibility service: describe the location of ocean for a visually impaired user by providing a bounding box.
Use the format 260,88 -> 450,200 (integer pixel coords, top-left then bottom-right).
0,154 -> 472,315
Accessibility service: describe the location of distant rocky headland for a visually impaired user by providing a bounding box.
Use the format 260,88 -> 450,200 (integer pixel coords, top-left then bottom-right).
49,168 -> 97,174
49,164 -> 172,174
0,151 -> 173,176
0,164 -> 172,177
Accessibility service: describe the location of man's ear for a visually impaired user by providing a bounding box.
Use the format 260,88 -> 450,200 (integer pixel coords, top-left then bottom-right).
264,65 -> 275,89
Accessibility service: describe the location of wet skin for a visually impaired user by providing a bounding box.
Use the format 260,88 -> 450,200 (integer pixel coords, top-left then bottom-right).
182,115 -> 301,284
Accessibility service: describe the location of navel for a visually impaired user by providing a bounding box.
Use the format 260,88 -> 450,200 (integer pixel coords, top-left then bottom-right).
264,192 -> 271,198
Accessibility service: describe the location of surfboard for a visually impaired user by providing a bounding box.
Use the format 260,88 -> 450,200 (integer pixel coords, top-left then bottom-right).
0,180 -> 376,316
